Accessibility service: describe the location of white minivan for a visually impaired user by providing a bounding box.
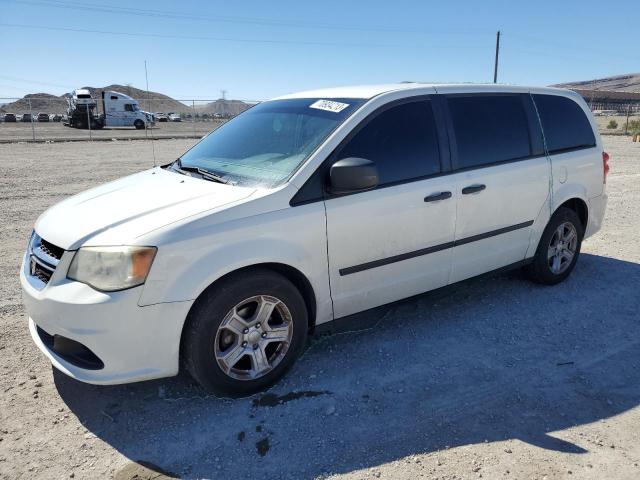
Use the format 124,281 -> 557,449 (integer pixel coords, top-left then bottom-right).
21,84 -> 608,396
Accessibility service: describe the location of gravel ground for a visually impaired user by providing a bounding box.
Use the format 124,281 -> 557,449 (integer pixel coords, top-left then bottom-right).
0,137 -> 639,480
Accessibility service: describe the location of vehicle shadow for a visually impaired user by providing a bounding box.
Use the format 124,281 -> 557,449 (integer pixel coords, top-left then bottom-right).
54,253 -> 640,479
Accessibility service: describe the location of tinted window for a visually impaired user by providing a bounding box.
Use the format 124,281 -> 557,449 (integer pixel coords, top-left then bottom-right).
532,94 -> 596,153
447,95 -> 532,169
338,100 -> 440,185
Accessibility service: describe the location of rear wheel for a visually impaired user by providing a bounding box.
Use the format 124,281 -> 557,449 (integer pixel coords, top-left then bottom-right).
525,207 -> 583,285
182,269 -> 308,396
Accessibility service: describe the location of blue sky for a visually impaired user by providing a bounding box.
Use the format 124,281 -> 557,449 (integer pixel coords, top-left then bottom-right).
1,0 -> 637,101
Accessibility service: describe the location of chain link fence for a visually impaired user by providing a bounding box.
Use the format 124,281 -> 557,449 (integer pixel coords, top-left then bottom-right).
1,92 -> 639,143
0,95 -> 258,142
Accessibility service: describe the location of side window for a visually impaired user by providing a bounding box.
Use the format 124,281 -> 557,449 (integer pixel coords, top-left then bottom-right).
337,100 -> 441,185
532,94 -> 596,153
447,95 -> 532,169
124,104 -> 134,112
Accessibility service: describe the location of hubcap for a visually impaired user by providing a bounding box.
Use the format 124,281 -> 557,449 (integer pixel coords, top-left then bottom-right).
214,295 -> 293,381
547,221 -> 578,275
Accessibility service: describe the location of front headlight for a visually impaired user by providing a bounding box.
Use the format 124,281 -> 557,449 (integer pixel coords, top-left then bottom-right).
67,246 -> 157,292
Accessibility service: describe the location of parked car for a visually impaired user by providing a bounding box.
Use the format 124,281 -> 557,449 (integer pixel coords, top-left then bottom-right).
168,112 -> 181,122
21,113 -> 33,122
51,114 -> 63,122
21,84 -> 608,396
155,112 -> 168,122
37,113 -> 50,122
3,113 -> 17,122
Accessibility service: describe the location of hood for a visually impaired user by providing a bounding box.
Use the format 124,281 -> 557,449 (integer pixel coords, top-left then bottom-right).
35,168 -> 256,249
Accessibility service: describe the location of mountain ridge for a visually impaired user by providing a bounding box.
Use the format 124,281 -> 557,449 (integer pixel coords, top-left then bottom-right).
1,84 -> 253,115
554,73 -> 640,93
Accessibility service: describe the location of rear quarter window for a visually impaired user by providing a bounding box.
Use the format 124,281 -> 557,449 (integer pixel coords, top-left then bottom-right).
532,94 -> 596,153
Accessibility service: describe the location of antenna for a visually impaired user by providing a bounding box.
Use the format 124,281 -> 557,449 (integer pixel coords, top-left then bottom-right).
493,30 -> 501,84
144,60 -> 157,167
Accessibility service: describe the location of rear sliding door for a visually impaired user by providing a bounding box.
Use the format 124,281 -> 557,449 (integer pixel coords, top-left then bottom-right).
442,92 -> 550,283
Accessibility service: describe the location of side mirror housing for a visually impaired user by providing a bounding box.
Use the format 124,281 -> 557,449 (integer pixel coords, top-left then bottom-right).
329,157 -> 378,194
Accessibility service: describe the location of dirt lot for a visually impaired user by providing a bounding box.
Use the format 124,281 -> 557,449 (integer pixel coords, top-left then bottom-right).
593,114 -> 639,135
0,137 -> 639,480
0,120 -> 223,142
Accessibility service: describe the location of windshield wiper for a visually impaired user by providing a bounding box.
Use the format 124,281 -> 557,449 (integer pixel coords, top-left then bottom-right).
171,158 -> 232,185
196,167 -> 232,185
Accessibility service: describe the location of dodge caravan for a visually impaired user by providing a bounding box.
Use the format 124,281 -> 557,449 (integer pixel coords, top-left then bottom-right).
21,84 -> 608,395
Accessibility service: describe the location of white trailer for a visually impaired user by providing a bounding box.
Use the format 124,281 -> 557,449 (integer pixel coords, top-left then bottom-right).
65,89 -> 155,129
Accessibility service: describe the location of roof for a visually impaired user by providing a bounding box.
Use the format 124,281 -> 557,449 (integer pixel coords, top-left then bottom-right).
274,83 -> 575,100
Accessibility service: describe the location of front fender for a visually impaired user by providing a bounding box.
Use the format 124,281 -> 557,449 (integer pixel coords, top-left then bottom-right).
138,202 -> 333,325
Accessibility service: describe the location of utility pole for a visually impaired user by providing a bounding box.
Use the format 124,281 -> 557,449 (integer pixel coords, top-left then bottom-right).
221,89 -> 227,101
493,30 -> 501,84
625,104 -> 631,135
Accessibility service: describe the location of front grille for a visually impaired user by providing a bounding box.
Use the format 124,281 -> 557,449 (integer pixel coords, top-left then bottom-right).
28,233 -> 64,287
39,238 -> 63,261
32,262 -> 53,283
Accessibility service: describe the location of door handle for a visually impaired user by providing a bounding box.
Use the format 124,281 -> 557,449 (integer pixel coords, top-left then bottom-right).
424,191 -> 452,202
462,184 -> 486,195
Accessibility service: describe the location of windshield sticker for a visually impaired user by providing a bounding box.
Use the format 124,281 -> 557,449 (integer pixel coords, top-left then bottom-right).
309,99 -> 350,113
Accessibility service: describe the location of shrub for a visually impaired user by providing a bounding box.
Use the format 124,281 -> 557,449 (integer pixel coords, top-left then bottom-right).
629,119 -> 640,135
607,119 -> 618,129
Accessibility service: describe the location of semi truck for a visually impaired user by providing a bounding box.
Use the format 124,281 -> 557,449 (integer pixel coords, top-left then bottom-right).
65,89 -> 155,130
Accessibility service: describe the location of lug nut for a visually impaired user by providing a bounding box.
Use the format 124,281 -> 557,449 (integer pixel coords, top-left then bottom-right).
241,341 -> 247,347
243,328 -> 249,334
253,344 -> 259,350
261,332 -> 267,338
255,323 -> 261,329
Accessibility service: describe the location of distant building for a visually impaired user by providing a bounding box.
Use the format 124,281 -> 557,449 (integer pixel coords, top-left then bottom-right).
571,89 -> 640,114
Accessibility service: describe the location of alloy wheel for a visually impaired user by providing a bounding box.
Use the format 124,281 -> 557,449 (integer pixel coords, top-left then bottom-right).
214,295 -> 293,380
547,221 -> 578,275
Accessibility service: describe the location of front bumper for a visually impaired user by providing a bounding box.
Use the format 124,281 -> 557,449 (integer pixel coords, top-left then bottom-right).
20,252 -> 193,385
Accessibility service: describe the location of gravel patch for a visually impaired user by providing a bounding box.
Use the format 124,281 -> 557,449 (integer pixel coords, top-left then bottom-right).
0,136 -> 639,479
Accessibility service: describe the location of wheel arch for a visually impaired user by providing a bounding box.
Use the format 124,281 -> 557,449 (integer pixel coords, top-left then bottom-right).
527,191 -> 590,258
179,262 -> 318,364
557,197 -> 588,231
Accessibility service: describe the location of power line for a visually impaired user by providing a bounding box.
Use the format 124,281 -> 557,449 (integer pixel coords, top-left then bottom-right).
505,32 -> 639,62
0,0 -> 492,36
0,22 -> 399,48
0,75 -> 75,90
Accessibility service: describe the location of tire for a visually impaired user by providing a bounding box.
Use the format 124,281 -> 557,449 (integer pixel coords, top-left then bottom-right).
525,207 -> 584,285
182,269 -> 308,397
134,120 -> 145,130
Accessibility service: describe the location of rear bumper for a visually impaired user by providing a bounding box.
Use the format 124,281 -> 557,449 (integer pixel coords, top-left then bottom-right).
585,193 -> 607,239
21,253 -> 193,385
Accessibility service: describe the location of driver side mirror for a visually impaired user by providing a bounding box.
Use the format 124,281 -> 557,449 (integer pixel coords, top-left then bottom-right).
329,157 -> 379,194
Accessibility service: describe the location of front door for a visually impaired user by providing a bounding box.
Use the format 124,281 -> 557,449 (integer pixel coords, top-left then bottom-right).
325,97 -> 457,318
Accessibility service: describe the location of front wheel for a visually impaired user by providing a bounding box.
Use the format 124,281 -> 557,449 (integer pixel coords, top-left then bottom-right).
525,207 -> 584,285
182,269 -> 308,396
134,119 -> 145,130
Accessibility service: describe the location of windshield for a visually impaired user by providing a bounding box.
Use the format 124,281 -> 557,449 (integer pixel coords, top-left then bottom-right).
177,98 -> 364,187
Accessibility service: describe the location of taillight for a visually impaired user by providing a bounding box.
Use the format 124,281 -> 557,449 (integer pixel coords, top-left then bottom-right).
603,151 -> 610,183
